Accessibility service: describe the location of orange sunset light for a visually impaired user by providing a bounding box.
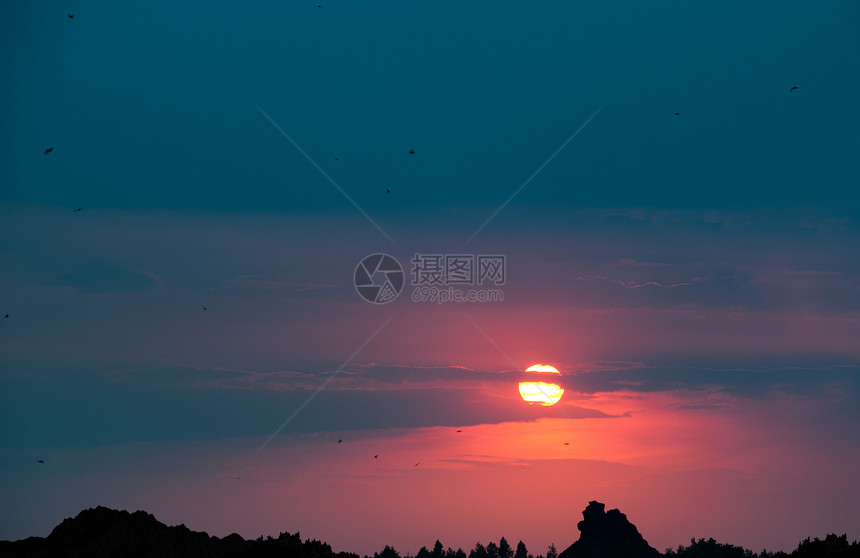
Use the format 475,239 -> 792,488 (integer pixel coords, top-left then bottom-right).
519,364 -> 564,405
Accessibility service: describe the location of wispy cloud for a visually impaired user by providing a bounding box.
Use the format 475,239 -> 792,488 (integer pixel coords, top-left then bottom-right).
576,275 -> 705,289
616,258 -> 675,268
220,274 -> 340,293
52,264 -> 160,293
566,363 -> 860,400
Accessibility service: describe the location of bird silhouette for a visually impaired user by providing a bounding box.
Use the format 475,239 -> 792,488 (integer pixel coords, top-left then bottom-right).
44,147 -> 53,155
456,429 -> 462,433
37,459 -> 44,463
338,438 -> 343,443
68,14 -> 74,19
3,314 -> 8,319
203,306 -> 207,311
386,188 -> 390,194
374,454 -> 378,459
74,208 -> 83,212
790,86 -> 799,92
674,112 -> 680,116
413,462 -> 420,467
408,148 -> 415,154
564,442 -> 570,446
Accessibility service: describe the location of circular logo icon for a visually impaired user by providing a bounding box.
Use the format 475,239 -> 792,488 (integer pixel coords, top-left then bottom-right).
354,253 -> 404,304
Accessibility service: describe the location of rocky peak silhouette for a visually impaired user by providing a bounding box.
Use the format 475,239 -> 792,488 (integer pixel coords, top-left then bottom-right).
558,501 -> 660,558
0,506 -> 356,558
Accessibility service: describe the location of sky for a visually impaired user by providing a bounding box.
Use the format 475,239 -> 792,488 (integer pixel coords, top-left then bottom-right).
2,0 -> 860,555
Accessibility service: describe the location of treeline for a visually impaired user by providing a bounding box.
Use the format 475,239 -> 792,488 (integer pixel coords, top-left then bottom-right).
5,506 -> 857,558
365,534 -> 860,558
250,530 -> 361,558
366,538 -> 559,558
664,534 -> 860,557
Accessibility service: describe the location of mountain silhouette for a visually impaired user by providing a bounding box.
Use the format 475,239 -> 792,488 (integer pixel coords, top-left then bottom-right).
2,503 -> 859,557
558,501 -> 660,558
0,506 -> 360,558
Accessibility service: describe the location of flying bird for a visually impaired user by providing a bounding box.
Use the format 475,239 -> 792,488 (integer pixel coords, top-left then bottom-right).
413,462 -> 420,467
203,306 -> 207,311
456,430 -> 462,433
674,113 -> 680,116
790,86 -> 799,92
68,14 -> 74,19
408,148 -> 415,154
74,208 -> 83,212
44,147 -> 53,155
374,455 -> 378,459
338,439 -> 343,444
386,188 -> 390,194
37,459 -> 44,463
3,314 -> 8,319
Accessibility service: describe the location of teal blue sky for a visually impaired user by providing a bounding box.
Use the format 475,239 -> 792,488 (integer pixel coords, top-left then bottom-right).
2,1 -> 860,554
3,1 -> 858,218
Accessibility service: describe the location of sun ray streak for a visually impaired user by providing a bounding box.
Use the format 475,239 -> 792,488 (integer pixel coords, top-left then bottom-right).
256,106 -> 395,245
256,313 -> 397,452
464,105 -> 604,245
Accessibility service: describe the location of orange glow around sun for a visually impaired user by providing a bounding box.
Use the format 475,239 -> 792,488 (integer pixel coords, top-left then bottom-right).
519,364 -> 564,405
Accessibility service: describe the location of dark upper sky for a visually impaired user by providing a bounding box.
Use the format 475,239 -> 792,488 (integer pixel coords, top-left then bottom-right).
3,1 -> 858,219
2,1 -> 859,555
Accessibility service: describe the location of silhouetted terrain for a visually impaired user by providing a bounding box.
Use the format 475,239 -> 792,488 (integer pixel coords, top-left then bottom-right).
0,506 -> 359,558
1,502 -> 858,558
558,500 -> 659,558
664,534 -> 860,558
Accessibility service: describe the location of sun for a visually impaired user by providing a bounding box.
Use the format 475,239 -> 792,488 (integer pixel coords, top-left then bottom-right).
519,364 -> 564,405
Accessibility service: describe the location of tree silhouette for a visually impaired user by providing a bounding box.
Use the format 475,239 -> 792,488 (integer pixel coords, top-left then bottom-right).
663,538 -> 746,557
470,542 -> 489,558
514,540 -> 528,558
374,545 -> 402,558
414,541 -> 466,558
499,538 -> 513,558
487,542 -> 500,558
791,534 -> 860,558
546,544 -> 558,558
